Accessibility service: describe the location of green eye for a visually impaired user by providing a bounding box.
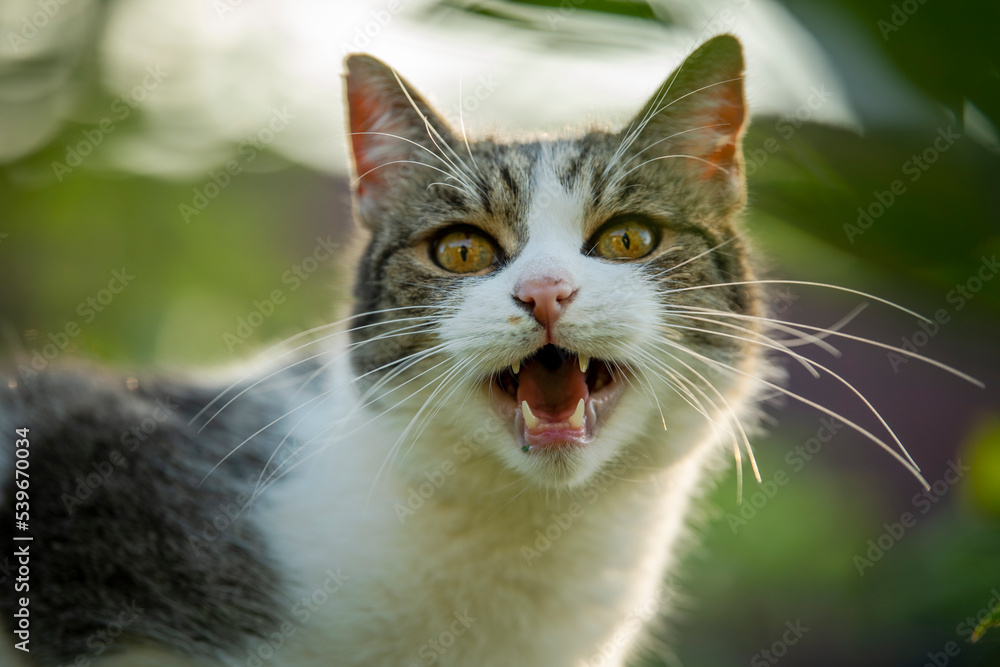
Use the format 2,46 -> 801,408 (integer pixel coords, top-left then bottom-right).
592,219 -> 658,260
433,228 -> 499,273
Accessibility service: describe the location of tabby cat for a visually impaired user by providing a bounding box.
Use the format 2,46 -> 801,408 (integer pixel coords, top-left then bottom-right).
0,34 -> 936,666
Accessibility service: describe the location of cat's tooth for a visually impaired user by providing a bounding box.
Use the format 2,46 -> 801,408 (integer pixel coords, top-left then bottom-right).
579,355 -> 590,373
512,360 -> 520,375
569,398 -> 585,429
521,401 -> 540,429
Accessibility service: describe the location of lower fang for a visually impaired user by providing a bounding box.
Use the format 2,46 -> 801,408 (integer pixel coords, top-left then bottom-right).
569,398 -> 585,429
521,400 -> 540,429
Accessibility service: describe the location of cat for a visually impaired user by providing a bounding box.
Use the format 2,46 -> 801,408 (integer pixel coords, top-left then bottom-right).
0,33 -> 947,667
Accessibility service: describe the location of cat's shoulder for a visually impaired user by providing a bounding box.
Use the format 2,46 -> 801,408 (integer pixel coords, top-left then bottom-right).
1,365 -> 236,479
0,364 -> 291,665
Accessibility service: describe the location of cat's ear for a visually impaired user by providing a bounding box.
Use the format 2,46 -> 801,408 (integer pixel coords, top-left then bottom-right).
625,34 -> 746,198
343,55 -> 454,223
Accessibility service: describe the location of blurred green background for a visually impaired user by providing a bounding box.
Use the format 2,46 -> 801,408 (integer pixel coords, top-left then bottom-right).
1,0 -> 998,665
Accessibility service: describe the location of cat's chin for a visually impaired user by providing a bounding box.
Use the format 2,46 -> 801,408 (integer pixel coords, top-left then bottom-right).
487,344 -> 627,456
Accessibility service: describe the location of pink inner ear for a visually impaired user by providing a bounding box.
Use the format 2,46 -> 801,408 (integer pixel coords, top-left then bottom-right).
348,71 -> 421,201
686,79 -> 745,181
347,82 -> 388,197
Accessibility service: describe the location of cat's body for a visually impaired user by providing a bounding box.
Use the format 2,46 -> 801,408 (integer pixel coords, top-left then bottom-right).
1,36 -> 775,666
0,351 -> 742,667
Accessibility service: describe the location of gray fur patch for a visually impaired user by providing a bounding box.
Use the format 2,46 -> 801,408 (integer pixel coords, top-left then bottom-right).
0,366 -> 304,665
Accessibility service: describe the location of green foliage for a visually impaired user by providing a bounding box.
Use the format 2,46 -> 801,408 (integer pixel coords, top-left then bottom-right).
972,603 -> 1000,643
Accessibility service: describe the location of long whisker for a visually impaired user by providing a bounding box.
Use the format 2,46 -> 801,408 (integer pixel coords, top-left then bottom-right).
457,77 -> 481,176
616,123 -> 734,173
663,279 -> 933,323
607,151 -> 733,201
397,353 -> 486,468
662,311 -> 821,378
644,236 -> 738,281
348,130 -> 470,179
625,347 -> 748,496
250,350 -> 460,505
612,153 -> 730,187
254,349 -> 461,505
288,316 -> 453,403
602,50 -> 711,179
781,302 -> 868,348
365,354 -> 478,503
631,340 -> 759,487
665,305 -> 983,387
206,338 -> 449,488
388,70 -> 485,198
354,159 -> 476,197
252,344 -> 454,501
657,316 -> 917,469
647,336 -> 930,489
188,306 -> 453,426
426,182 -> 477,195
196,317 -> 447,432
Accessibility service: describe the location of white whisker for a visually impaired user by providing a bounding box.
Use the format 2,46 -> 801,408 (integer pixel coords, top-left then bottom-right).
656,316 -> 917,470
388,70 -> 485,199
646,335 -> 930,489
188,306 -> 455,427
665,304 -> 983,387
196,316 -> 446,432
663,279 -> 934,323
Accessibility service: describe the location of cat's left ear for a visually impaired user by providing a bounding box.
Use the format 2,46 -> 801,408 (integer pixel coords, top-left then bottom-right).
625,34 -> 747,201
343,54 -> 455,224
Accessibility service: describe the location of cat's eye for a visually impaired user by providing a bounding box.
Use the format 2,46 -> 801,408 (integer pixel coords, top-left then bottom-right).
591,219 -> 658,260
433,228 -> 500,274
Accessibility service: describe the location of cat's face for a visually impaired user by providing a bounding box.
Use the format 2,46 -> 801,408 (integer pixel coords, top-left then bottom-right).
345,36 -> 763,488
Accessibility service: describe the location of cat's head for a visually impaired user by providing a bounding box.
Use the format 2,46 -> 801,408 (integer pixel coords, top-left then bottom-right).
343,35 -> 763,489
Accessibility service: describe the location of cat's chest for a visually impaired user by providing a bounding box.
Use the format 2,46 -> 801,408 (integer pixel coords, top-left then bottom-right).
257,400 -> 707,667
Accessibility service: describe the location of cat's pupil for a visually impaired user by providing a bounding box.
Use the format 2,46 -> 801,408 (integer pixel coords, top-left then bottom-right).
622,233 -> 631,250
460,245 -> 469,262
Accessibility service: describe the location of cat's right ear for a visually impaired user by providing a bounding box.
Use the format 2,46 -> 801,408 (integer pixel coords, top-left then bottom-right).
343,55 -> 454,225
624,35 -> 747,207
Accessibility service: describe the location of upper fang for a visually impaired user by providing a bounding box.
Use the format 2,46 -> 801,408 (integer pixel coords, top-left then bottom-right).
579,356 -> 590,373
512,360 -> 520,375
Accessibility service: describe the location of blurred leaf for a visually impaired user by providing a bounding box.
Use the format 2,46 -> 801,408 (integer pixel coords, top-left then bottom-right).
972,602 -> 1000,642
746,122 -> 1000,315
965,417 -> 1000,519
784,0 -> 1000,128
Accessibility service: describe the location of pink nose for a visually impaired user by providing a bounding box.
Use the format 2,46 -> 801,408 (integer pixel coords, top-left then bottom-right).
514,276 -> 575,330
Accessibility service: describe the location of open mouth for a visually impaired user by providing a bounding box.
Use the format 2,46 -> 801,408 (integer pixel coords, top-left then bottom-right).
489,344 -> 626,452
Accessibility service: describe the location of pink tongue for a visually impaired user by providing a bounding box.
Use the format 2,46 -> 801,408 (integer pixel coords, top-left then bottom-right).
517,359 -> 588,422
